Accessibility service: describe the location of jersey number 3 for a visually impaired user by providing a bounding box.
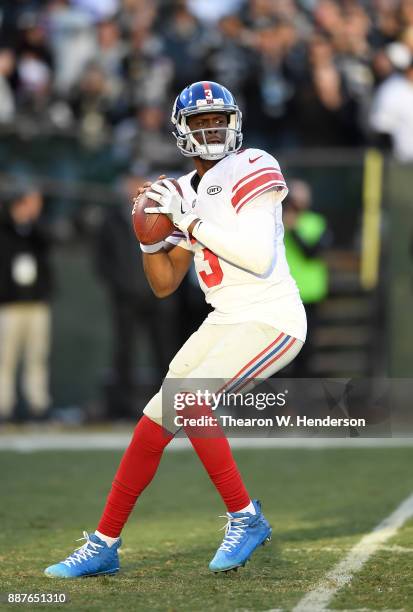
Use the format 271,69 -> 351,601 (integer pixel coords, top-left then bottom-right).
199,248 -> 223,288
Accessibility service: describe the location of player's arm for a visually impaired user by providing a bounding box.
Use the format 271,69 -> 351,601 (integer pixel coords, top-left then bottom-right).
187,153 -> 289,274
133,176 -> 193,298
142,244 -> 193,298
189,190 -> 282,276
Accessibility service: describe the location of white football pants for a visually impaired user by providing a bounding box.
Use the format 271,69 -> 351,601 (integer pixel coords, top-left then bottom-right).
144,320 -> 303,430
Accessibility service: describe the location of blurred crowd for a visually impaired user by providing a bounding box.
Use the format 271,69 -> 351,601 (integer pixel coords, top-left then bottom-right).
1,0 -> 413,164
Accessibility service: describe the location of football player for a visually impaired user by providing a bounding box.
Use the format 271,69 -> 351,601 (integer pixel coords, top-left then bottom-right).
45,82 -> 306,578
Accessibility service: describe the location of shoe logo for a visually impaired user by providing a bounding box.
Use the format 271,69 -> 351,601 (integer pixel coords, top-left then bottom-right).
249,155 -> 263,164
191,199 -> 196,208
180,201 -> 186,214
207,185 -> 222,195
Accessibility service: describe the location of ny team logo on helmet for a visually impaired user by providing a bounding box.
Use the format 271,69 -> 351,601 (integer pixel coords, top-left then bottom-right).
171,81 -> 243,161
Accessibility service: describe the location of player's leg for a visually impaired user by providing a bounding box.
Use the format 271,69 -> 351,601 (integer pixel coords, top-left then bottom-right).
169,321 -> 302,572
44,323 -> 218,578
169,322 -> 302,511
94,324 -> 219,541
44,413 -> 175,578
95,414 -> 174,538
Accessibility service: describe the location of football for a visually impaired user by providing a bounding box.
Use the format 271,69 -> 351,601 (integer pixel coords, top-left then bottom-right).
132,178 -> 181,245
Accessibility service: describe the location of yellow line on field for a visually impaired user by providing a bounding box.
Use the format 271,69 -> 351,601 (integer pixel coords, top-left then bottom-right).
360,149 -> 383,290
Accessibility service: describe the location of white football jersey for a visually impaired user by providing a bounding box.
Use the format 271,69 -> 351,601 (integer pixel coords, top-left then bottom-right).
166,148 -> 307,341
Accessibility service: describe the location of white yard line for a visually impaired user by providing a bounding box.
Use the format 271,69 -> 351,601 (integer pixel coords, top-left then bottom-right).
292,492 -> 413,612
0,433 -> 413,452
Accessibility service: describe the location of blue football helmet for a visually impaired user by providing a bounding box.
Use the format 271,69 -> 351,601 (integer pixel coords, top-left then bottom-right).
171,81 -> 243,160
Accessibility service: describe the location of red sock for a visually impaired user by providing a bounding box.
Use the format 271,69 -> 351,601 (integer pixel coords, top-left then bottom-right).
182,403 -> 250,513
97,416 -> 174,537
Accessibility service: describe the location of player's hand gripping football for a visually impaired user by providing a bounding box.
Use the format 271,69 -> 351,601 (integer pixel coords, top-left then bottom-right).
134,175 -> 166,200
145,179 -> 199,233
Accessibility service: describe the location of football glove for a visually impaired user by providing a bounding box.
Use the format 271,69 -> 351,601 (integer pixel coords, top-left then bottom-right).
145,179 -> 199,233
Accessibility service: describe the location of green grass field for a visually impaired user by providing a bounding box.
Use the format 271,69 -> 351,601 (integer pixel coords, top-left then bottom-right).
1,446 -> 413,611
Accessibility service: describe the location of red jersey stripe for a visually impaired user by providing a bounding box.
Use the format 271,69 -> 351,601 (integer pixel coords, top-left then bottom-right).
235,181 -> 286,214
232,172 -> 286,207
232,166 -> 283,192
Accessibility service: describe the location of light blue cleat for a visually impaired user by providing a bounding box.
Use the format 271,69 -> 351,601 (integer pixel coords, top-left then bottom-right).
209,499 -> 272,573
44,532 -> 121,578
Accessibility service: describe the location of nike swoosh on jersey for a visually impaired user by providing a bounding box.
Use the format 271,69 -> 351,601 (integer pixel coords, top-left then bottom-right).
249,155 -> 263,163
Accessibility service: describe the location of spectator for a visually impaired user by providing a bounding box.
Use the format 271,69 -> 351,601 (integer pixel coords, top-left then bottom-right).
0,185 -> 53,422
162,3 -> 206,91
335,5 -> 375,132
83,18 -> 130,123
15,10 -> 53,71
70,61 -> 122,143
125,23 -> 173,107
94,17 -> 127,85
113,104 -> 181,173
291,33 -> 364,146
369,44 -> 413,161
283,179 -> 330,377
245,21 -> 301,148
45,0 -> 97,94
117,0 -> 158,38
371,45 -> 398,84
369,1 -> 401,48
204,15 -> 256,100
